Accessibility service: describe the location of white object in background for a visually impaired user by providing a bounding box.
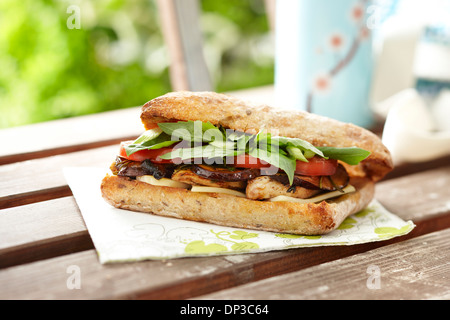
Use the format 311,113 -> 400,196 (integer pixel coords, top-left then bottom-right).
373,88 -> 419,119
370,0 -> 450,106
273,0 -> 302,111
414,34 -> 450,82
382,89 -> 450,164
431,89 -> 450,132
371,16 -> 422,105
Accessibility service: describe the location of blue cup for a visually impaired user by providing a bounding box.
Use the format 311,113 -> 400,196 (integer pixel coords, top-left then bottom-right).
275,0 -> 375,128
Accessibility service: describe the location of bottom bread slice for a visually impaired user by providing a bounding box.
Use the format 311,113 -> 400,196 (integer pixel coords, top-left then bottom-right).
100,175 -> 374,235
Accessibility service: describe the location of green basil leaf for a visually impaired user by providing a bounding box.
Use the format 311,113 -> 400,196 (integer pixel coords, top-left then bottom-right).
125,121 -> 370,177
202,124 -> 225,143
158,120 -> 224,143
157,121 -> 199,142
317,146 -> 371,165
226,130 -> 252,152
209,140 -> 236,150
124,133 -> 177,156
255,132 -> 272,145
273,136 -> 325,158
248,147 -> 296,185
132,128 -> 163,145
286,146 -> 308,162
159,144 -> 242,161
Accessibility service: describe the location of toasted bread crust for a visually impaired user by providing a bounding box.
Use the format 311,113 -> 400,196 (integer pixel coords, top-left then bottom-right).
101,174 -> 374,235
141,91 -> 393,181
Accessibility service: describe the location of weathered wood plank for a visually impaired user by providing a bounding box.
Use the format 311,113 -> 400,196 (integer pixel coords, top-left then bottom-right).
376,166 -> 450,221
0,238 -> 419,300
383,155 -> 450,181
0,197 -> 92,268
264,0 -> 276,31
3,225 -> 449,300
0,197 -> 85,249
156,0 -> 212,91
194,228 -> 450,300
0,107 -> 142,165
0,145 -> 117,209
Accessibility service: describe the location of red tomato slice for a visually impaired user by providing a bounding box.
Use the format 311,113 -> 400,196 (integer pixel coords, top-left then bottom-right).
295,156 -> 338,176
119,141 -> 175,163
232,154 -> 272,169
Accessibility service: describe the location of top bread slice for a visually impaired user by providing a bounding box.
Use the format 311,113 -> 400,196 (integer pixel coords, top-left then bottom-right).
141,91 -> 393,182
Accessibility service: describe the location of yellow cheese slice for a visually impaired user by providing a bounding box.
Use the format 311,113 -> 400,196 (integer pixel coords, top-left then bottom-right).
190,186 -> 247,198
269,185 -> 356,203
137,175 -> 190,189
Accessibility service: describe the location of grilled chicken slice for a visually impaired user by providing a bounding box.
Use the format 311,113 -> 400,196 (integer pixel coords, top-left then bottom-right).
246,176 -> 321,200
267,164 -> 349,191
246,164 -> 350,200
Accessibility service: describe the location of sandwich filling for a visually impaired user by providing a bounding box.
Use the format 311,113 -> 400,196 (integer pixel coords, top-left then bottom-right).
110,120 -> 371,202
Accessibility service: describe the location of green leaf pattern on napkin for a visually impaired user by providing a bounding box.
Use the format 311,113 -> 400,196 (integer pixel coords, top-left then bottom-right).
175,200 -> 415,256
95,200 -> 415,262
185,241 -> 228,254
375,225 -> 413,239
185,230 -> 260,254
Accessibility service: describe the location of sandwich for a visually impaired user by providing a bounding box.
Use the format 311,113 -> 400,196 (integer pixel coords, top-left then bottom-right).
101,91 -> 393,235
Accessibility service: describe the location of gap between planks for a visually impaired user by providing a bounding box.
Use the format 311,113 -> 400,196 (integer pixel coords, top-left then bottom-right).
0,107 -> 142,165
0,145 -> 118,209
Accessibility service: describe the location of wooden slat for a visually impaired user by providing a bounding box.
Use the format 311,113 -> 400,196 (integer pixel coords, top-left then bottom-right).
0,248 -> 304,300
0,197 -> 92,268
0,247 -> 356,300
264,0 -> 276,31
2,223 -> 449,300
0,145 -> 117,209
0,107 -> 142,165
195,228 -> 450,300
383,155 -> 450,181
375,166 -> 450,249
156,0 -> 213,91
0,236 -> 427,300
376,165 -> 450,221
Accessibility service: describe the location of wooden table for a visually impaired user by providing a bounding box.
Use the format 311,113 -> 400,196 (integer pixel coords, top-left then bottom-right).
1,87 -> 450,302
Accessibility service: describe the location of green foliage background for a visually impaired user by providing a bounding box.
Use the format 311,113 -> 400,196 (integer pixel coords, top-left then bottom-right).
0,0 -> 274,128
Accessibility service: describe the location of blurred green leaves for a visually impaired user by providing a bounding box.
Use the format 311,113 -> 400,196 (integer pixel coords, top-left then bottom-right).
0,0 -> 274,128
202,0 -> 274,90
